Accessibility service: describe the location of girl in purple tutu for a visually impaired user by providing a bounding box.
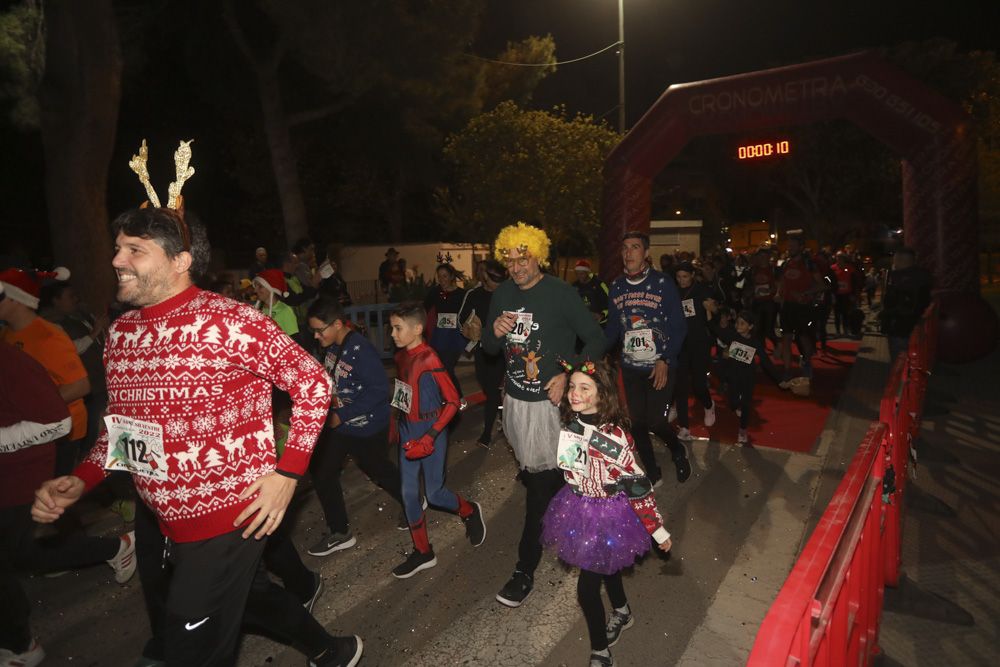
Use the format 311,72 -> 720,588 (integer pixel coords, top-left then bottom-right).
541,359 -> 672,667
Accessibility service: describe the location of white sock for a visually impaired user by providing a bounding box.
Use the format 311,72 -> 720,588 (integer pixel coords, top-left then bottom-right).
615,603 -> 630,616
592,648 -> 610,657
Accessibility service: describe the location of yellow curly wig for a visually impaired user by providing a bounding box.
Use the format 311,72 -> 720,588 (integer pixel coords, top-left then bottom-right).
494,222 -> 551,268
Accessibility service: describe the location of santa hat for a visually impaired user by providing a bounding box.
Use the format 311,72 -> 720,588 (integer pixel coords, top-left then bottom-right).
0,267 -> 70,310
574,259 -> 592,272
253,269 -> 288,298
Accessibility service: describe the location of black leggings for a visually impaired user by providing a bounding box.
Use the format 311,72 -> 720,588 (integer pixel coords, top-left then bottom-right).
752,299 -> 780,346
675,339 -> 713,429
578,569 -> 628,651
516,468 -> 565,576
436,347 -> 463,397
474,348 -> 504,439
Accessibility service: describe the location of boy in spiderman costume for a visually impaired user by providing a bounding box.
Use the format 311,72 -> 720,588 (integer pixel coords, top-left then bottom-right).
388,302 -> 486,579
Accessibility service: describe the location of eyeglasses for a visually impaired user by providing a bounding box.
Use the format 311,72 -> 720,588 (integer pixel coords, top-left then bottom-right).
503,257 -> 531,270
309,322 -> 334,335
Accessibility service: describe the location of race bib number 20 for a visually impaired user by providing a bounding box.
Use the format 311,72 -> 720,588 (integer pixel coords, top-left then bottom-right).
103,415 -> 168,481
506,312 -> 534,344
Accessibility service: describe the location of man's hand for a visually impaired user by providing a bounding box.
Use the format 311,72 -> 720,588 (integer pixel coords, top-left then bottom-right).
328,412 -> 342,429
32,476 -> 85,523
235,472 -> 297,540
658,537 -> 673,553
649,360 -> 668,390
493,311 -> 517,338
544,372 -> 567,405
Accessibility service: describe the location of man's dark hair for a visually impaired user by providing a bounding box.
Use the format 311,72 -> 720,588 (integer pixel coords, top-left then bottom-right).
307,296 -> 345,325
39,281 -> 73,310
483,259 -> 508,283
622,231 -> 650,249
292,237 -> 314,255
111,207 -> 210,280
392,301 -> 426,327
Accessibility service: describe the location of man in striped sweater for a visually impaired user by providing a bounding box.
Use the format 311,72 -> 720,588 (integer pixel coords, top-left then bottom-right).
31,208 -> 362,667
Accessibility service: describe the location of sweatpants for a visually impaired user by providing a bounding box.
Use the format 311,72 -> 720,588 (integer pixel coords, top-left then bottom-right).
675,338 -> 713,429
310,427 -> 402,534
474,347 -> 505,440
621,367 -> 685,484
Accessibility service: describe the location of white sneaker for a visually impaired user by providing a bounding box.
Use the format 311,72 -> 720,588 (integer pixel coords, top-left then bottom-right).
459,398 -> 469,411
676,427 -> 693,441
0,639 -> 45,667
107,531 -> 136,584
667,405 -> 677,423
737,429 -> 750,446
703,402 -> 716,427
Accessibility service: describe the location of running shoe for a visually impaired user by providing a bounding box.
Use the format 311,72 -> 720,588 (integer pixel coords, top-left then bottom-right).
589,651 -> 614,667
738,429 -> 751,447
703,402 -> 716,427
667,405 -> 677,423
462,502 -> 487,547
309,635 -> 363,667
392,550 -> 437,579
605,609 -> 634,647
0,639 -> 44,667
496,570 -> 533,607
302,571 -> 324,613
107,531 -> 137,584
307,531 -> 356,556
676,427 -> 693,441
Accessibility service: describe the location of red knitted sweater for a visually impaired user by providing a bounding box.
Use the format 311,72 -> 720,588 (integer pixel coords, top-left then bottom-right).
74,287 -> 331,542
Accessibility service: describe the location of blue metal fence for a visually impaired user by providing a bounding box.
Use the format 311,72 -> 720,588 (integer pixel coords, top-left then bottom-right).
344,303 -> 398,359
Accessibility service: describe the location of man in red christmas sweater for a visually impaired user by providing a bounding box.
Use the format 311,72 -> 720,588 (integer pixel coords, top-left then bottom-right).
31,206 -> 361,667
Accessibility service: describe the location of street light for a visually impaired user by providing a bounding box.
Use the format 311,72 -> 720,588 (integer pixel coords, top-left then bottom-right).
618,0 -> 625,134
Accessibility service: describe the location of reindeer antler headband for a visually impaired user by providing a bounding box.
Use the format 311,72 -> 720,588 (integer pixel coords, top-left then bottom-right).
128,139 -> 196,250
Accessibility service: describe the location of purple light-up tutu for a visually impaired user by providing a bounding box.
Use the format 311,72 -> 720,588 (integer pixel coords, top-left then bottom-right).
541,485 -> 650,575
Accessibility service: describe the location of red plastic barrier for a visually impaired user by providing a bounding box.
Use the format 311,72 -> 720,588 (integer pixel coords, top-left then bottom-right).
747,423 -> 888,667
748,303 -> 938,665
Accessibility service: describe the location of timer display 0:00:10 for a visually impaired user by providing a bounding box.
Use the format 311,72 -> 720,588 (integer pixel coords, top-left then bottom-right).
737,141 -> 790,159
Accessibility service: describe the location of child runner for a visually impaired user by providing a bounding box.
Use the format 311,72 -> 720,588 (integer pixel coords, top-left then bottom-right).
541,359 -> 672,667
707,307 -> 783,446
388,303 -> 486,578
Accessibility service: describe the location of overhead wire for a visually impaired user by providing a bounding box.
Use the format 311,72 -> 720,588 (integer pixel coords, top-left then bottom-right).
463,41 -> 622,67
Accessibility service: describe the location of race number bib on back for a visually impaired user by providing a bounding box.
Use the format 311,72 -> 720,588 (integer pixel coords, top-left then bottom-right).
624,328 -> 656,361
104,415 -> 168,481
728,341 -> 756,365
557,427 -> 591,476
681,299 -> 696,318
391,379 -> 413,413
436,313 -> 458,329
506,311 -> 534,343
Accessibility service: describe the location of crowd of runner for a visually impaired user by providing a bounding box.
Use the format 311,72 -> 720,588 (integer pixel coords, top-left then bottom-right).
2,143 -> 931,667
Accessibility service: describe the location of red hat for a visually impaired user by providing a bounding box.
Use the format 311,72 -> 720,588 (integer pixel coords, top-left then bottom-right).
0,266 -> 70,310
253,269 -> 289,298
574,259 -> 592,272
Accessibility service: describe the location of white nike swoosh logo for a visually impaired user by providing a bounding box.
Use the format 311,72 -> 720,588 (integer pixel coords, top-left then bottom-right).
185,617 -> 210,631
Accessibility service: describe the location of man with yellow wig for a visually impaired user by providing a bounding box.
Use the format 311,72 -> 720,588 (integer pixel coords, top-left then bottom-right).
482,223 -> 606,608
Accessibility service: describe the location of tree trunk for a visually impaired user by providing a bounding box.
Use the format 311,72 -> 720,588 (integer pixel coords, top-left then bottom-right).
38,0 -> 121,314
256,64 -> 309,247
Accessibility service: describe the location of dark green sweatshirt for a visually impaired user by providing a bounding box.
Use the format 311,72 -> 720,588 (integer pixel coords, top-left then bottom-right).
482,274 -> 606,401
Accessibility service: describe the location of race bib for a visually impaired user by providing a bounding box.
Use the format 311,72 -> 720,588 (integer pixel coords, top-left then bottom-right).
624,328 -> 656,361
557,427 -> 591,476
506,311 -> 534,343
104,415 -> 168,481
754,283 -> 771,297
436,313 -> 458,329
391,379 -> 413,413
728,341 -> 756,365
681,299 -> 696,318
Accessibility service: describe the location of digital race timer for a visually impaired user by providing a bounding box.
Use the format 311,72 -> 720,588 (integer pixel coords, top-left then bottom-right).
737,140 -> 791,160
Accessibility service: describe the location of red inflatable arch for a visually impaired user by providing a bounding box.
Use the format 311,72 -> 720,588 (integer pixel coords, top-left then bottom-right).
600,51 -> 997,362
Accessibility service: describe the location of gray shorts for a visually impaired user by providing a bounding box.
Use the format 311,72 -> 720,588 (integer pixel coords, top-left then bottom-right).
502,394 -> 561,472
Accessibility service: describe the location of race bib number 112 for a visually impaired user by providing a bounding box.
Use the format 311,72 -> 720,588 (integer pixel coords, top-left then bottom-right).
104,415 -> 168,481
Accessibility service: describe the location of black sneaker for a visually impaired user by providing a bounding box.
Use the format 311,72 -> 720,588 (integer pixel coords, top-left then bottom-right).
673,455 -> 691,483
495,570 -> 533,607
307,531 -> 356,556
589,651 -> 614,667
309,635 -> 363,667
605,609 -> 634,647
392,550 -> 437,579
462,502 -> 486,547
302,571 -> 324,613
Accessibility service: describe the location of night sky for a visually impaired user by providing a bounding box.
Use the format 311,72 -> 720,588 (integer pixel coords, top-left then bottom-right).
477,0 -> 996,128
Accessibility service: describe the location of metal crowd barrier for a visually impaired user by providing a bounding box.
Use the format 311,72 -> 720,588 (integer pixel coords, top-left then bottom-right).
747,301 -> 939,666
343,303 -> 399,360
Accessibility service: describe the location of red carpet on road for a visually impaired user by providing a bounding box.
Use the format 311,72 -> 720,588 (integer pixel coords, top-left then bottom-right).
681,341 -> 860,453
